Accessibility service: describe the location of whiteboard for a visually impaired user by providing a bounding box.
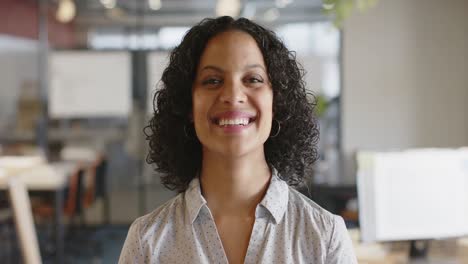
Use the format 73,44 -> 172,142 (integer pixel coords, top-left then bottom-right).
147,52 -> 170,115
49,51 -> 131,118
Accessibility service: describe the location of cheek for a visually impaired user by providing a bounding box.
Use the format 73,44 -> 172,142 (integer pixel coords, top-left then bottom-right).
192,91 -> 202,117
257,92 -> 274,135
262,92 -> 274,119
192,92 -> 210,128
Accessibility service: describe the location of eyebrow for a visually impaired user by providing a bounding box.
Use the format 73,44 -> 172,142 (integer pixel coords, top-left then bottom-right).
200,64 -> 266,73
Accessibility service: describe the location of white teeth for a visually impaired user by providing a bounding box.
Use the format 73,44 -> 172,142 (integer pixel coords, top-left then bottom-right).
217,118 -> 250,126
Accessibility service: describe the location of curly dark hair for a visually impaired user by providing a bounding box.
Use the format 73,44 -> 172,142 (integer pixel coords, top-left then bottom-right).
145,16 -> 319,193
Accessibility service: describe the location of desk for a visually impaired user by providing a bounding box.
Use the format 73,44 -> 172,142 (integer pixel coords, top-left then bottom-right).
350,229 -> 468,264
0,161 -> 77,264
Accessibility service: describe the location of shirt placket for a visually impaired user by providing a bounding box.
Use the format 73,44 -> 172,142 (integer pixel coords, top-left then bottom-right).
202,206 -> 229,264
244,208 -> 268,264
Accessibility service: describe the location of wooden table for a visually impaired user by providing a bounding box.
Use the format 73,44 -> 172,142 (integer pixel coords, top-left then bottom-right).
0,159 -> 77,263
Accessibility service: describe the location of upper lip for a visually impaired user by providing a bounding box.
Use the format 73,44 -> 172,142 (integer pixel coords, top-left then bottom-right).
211,110 -> 257,122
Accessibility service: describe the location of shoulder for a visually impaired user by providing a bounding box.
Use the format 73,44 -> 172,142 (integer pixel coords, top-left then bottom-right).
286,187 -> 357,263
119,193 -> 185,263
129,192 -> 185,238
285,186 -> 345,244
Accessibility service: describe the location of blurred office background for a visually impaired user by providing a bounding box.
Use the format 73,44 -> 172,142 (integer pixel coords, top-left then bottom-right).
0,0 -> 467,263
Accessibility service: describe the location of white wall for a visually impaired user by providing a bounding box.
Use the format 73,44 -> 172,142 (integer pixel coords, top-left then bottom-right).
0,36 -> 38,132
342,0 -> 468,183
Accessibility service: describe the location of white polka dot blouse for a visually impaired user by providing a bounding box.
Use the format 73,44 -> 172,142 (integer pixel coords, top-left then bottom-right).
119,168 -> 358,263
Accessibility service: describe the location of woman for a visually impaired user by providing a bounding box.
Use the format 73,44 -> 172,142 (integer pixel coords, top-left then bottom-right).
119,16 -> 357,263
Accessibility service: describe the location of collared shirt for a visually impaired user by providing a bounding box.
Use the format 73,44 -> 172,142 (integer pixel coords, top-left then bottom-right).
119,170 -> 357,263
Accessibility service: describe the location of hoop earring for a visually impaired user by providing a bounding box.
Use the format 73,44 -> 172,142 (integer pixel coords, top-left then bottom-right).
270,119 -> 281,138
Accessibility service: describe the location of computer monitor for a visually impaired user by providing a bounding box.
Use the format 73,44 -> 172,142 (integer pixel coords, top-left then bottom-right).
356,148 -> 468,257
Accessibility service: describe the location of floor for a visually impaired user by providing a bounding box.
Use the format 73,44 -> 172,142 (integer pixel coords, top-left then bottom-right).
1,224 -> 129,264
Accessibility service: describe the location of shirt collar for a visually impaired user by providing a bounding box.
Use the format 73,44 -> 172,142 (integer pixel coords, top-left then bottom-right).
259,167 -> 289,224
185,176 -> 207,225
184,167 -> 289,225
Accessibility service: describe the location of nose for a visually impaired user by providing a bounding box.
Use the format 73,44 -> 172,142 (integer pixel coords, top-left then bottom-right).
218,79 -> 246,105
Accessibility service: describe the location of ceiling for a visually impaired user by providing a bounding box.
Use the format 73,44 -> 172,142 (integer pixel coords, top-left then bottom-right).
74,0 -> 328,31
1,0 -> 329,49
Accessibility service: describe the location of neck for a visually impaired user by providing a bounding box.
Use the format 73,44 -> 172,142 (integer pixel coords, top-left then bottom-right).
199,148 -> 271,218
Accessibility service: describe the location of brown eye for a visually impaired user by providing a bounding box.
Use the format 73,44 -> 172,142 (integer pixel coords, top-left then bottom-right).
202,78 -> 222,85
249,77 -> 263,83
244,75 -> 264,84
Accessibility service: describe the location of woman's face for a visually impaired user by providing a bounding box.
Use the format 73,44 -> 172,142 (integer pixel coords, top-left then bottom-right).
192,30 -> 273,158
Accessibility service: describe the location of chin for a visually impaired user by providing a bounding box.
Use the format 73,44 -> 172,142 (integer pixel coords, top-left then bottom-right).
210,142 -> 266,159
214,144 -> 249,157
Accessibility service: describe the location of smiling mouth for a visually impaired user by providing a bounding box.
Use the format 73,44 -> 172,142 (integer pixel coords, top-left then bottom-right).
212,117 -> 256,127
